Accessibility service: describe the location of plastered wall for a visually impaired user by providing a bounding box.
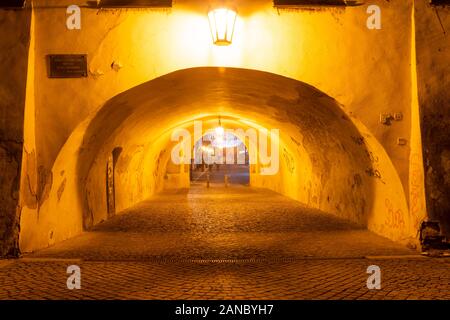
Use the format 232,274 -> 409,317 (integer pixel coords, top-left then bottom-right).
3,0 -> 441,253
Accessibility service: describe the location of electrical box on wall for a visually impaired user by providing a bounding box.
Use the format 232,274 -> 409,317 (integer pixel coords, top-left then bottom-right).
397,138 -> 408,146
380,112 -> 403,125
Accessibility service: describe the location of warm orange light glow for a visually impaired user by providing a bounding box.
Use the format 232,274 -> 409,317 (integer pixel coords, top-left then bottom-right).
208,8 -> 237,46
215,125 -> 225,137
201,145 -> 214,154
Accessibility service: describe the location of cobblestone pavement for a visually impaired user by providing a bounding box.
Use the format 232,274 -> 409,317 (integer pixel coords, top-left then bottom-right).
28,185 -> 415,260
1,185 -> 449,300
0,258 -> 449,300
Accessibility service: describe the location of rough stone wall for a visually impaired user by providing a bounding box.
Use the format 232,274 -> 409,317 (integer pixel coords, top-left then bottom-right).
0,8 -> 31,256
415,1 -> 450,236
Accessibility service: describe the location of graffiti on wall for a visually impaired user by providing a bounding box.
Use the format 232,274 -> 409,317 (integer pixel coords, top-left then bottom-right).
351,135 -> 385,184
283,148 -> 295,174
384,198 -> 405,230
410,153 -> 426,230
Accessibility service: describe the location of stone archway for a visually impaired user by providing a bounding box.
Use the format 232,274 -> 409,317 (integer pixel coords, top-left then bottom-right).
19,67 -> 411,253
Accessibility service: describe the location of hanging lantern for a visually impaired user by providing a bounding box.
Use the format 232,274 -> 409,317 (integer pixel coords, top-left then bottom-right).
208,8 -> 237,46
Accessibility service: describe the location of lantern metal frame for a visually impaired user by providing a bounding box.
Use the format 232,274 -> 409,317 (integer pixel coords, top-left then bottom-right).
208,7 -> 237,46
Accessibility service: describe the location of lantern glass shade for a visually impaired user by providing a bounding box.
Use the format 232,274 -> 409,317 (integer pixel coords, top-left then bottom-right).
208,8 -> 237,46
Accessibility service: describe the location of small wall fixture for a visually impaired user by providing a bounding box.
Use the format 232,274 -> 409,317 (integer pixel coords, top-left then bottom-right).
208,8 -> 237,46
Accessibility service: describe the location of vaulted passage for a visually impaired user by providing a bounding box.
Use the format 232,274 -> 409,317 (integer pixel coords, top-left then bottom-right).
1,0 -> 448,301
19,67 -> 411,253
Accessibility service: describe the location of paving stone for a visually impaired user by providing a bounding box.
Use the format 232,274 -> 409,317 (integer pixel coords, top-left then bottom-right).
0,185 -> 448,300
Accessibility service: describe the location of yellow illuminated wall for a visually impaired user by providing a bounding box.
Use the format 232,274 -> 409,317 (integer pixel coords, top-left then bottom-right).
18,0 -> 425,252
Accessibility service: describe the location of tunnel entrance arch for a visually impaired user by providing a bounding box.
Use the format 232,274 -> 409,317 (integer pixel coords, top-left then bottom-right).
189,128 -> 250,186
19,67 -> 412,253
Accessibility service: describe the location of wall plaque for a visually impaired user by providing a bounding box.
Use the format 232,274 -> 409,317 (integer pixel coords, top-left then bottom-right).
0,0 -> 25,8
93,0 -> 172,7
48,54 -> 88,78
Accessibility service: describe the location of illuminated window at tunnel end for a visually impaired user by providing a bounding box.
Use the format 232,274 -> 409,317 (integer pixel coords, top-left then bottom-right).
170,118 -> 280,176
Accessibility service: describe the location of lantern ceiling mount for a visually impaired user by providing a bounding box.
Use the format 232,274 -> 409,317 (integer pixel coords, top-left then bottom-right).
208,7 -> 237,46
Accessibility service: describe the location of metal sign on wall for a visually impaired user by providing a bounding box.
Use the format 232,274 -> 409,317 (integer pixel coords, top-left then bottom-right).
47,54 -> 88,78
93,0 -> 173,7
0,0 -> 25,8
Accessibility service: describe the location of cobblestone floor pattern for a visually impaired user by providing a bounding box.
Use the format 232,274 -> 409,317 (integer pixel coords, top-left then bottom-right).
1,185 -> 449,299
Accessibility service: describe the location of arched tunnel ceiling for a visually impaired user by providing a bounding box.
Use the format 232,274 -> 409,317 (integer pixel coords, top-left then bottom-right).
80,67 -> 368,174
19,67 -> 413,253
78,67 -> 374,222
